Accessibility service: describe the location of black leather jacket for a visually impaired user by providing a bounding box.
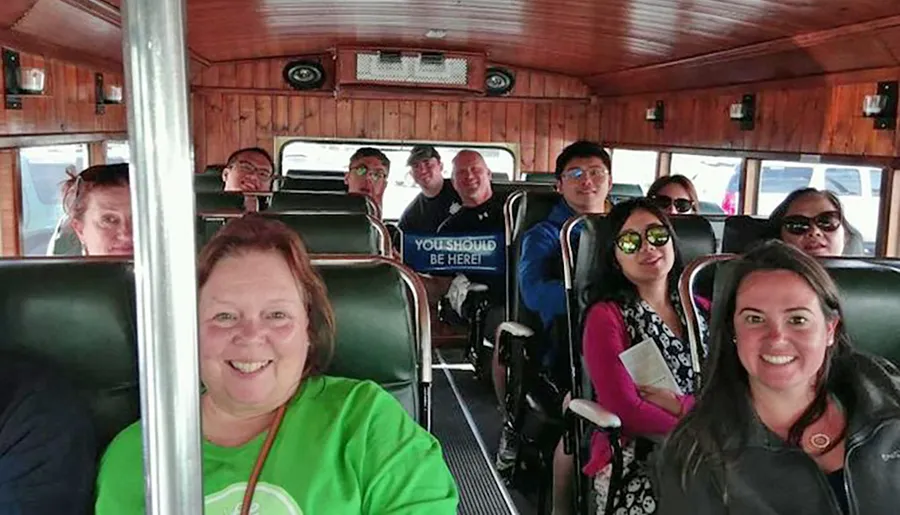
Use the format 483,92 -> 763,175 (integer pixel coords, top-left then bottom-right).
656,352 -> 900,515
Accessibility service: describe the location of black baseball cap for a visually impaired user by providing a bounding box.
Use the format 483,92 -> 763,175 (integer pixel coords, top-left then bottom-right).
406,145 -> 441,167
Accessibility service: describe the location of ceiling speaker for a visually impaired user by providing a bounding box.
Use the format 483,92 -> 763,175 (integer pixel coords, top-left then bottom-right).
485,67 -> 515,96
283,60 -> 326,90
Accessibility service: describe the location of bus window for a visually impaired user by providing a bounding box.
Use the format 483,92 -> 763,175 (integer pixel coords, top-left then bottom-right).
757,160 -> 882,255
609,149 -> 657,201
106,140 -> 130,164
19,144 -> 88,256
670,154 -> 742,215
279,140 -> 515,220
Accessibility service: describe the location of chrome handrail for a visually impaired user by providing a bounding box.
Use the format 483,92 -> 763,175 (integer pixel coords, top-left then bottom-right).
677,253 -> 736,378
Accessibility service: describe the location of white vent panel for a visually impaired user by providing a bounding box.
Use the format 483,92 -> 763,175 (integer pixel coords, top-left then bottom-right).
355,52 -> 469,86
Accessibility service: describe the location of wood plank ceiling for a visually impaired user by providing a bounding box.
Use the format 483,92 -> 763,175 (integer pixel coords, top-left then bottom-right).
3,0 -> 900,94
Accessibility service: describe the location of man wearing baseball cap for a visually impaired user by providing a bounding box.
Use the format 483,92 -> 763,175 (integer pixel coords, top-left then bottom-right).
398,145 -> 460,235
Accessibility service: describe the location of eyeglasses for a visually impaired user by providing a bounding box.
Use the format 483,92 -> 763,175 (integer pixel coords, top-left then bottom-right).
650,194 -> 695,214
351,165 -> 388,182
230,160 -> 274,180
615,225 -> 671,254
560,167 -> 609,182
781,211 -> 842,235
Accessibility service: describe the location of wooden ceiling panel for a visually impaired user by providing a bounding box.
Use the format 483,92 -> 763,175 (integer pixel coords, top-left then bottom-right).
0,0 -> 39,29
13,0 -> 122,61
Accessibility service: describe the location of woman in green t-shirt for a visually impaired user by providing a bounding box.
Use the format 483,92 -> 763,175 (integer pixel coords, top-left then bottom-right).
95,214 -> 459,514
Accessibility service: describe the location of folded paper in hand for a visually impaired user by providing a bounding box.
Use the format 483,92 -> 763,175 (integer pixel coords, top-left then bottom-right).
619,338 -> 683,395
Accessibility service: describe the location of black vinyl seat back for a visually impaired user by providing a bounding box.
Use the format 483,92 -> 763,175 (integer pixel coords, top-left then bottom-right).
0,259 -> 139,450
195,191 -> 259,211
269,192 -> 374,216
195,173 -> 224,193
276,177 -> 347,193
316,259 -> 427,425
197,213 -> 388,256
523,173 -> 556,183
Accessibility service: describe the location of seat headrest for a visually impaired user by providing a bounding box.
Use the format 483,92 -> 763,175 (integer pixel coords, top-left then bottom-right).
197,213 -> 383,255
318,262 -> 420,421
722,216 -> 771,253
269,192 -> 371,215
276,177 -> 347,193
195,191 -> 253,211
194,173 -> 224,193
513,192 -> 564,241
670,215 -> 716,265
202,164 -> 225,177
0,259 -> 139,449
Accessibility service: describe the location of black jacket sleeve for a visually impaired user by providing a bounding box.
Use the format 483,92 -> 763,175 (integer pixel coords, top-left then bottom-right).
655,450 -> 728,515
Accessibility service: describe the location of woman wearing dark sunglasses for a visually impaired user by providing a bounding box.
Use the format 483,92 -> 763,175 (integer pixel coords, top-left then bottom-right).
769,188 -> 846,257
646,175 -> 699,215
579,198 -> 707,515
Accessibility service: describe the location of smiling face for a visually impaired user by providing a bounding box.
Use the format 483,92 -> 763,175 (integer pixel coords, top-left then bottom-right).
451,151 -> 492,206
345,155 -> 389,207
556,155 -> 611,214
222,151 -> 274,193
71,185 -> 133,256
410,157 -> 444,193
780,192 -> 845,257
198,250 -> 309,418
733,269 -> 838,399
614,208 -> 675,287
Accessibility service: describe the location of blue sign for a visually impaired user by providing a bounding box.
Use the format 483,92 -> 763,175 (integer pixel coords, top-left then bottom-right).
403,233 -> 505,275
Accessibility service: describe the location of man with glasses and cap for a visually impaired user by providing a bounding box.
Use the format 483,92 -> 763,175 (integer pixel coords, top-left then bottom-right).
345,147 -> 390,212
398,145 -> 461,235
495,140 -> 612,478
221,147 -> 276,193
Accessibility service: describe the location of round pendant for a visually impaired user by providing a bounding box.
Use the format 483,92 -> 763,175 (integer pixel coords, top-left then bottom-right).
810,433 -> 831,450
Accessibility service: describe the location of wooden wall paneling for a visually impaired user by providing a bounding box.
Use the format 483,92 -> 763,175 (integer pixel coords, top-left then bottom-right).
530,73 -> 546,98
204,92 -> 224,165
336,99 -> 353,138
520,103 -> 536,170
383,100 -> 400,140
273,95 -> 289,135
238,95 -> 256,148
219,63 -> 237,88
253,61 -> 269,90
534,104 -> 550,171
306,96 -> 322,137
365,99 -> 382,139
399,100 -> 416,139
429,101 -> 446,141
512,70 -> 531,97
0,149 -> 20,256
88,141 -> 105,166
564,105 -> 582,146
255,95 -> 273,151
191,93 -> 207,171
236,63 -> 254,89
223,94 -> 241,157
288,96 -> 305,135
459,101 -> 476,141
445,101 -> 461,141
414,101 -> 430,140
548,104 -> 565,164
544,75 -> 561,98
351,100 -> 367,138
490,103 -> 506,142
320,97 -> 337,137
585,104 -> 600,143
506,103 -> 522,160
475,102 -> 491,142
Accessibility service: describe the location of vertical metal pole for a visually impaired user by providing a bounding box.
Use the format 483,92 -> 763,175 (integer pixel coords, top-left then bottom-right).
121,0 -> 204,513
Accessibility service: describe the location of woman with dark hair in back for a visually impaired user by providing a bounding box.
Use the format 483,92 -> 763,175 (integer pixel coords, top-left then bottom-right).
646,175 -> 699,216
578,198 -> 707,514
657,240 -> 900,515
768,188 -> 854,257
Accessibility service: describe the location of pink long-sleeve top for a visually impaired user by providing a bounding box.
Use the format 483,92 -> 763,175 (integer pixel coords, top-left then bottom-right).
581,299 -> 703,476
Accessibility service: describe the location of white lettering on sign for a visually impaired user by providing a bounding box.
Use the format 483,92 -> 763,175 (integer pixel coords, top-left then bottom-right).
413,237 -> 499,253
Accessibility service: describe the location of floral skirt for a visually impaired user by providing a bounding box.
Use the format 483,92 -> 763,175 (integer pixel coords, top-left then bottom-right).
592,440 -> 657,515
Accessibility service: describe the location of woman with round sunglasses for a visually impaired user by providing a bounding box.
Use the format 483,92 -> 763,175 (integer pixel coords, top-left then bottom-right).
768,188 -> 847,257
646,175 -> 699,215
579,198 -> 708,514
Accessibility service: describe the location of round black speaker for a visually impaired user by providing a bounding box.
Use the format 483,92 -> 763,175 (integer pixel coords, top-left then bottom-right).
283,60 -> 326,90
485,67 -> 515,96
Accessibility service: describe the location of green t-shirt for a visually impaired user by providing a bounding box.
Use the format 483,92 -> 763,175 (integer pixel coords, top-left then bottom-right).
95,376 -> 459,514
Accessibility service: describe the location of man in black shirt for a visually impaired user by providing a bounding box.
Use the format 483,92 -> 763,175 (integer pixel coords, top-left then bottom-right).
398,145 -> 461,235
0,355 -> 96,514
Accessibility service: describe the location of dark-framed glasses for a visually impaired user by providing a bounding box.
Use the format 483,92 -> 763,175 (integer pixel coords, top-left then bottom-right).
232,160 -> 274,180
615,224 -> 671,254
781,211 -> 842,235
650,194 -> 695,214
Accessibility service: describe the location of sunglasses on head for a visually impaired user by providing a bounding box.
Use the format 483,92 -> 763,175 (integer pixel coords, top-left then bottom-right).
615,224 -> 671,254
781,211 -> 842,235
650,194 -> 695,214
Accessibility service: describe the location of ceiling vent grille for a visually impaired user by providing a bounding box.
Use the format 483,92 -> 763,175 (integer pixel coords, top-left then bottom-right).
355,51 -> 469,86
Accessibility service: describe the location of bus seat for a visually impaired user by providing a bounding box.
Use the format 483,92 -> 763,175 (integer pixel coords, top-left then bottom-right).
276,176 -> 347,192
195,191 -> 257,211
608,183 -> 644,205
821,259 -> 900,365
523,173 -> 556,183
197,213 -> 391,256
722,216 -> 770,253
670,215 -> 717,264
269,192 -> 375,217
315,257 -> 430,428
202,164 -> 224,177
0,259 -> 138,450
195,173 -> 224,193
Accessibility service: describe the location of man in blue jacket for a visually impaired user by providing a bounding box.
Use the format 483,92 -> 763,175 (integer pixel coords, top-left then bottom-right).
495,140 -> 612,478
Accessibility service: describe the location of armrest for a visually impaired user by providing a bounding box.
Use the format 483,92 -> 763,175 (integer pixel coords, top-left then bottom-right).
496,321 -> 535,339
567,399 -> 621,429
